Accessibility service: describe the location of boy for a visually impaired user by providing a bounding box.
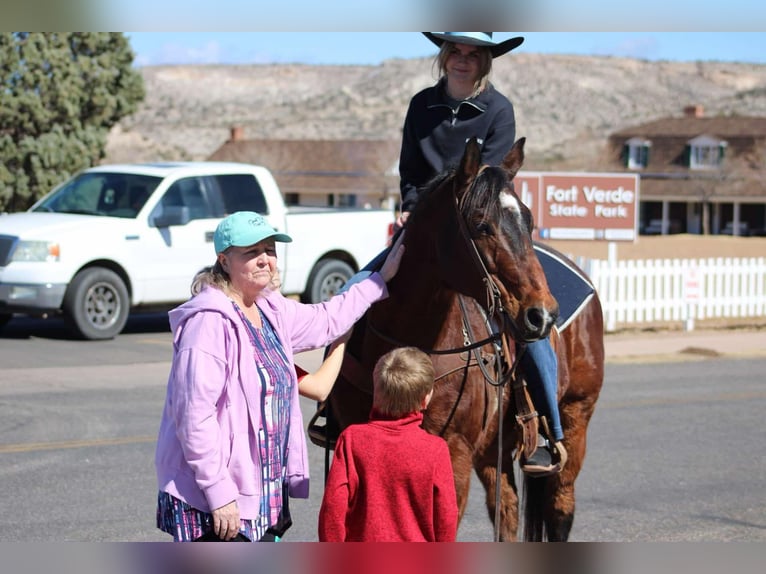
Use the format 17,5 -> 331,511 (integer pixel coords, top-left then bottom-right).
318,347 -> 458,542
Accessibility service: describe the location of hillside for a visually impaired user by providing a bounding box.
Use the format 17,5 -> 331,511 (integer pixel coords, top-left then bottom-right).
105,54 -> 766,170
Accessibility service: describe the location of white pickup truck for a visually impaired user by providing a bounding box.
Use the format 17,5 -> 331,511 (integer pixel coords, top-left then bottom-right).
0,162 -> 394,339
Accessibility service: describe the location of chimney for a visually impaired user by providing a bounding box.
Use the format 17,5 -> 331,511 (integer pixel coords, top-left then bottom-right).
683,105 -> 704,118
230,126 -> 245,141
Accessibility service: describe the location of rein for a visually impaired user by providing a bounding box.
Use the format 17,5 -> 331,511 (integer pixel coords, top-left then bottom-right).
365,320 -> 501,355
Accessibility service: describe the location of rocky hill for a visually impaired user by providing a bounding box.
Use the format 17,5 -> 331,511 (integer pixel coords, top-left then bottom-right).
106,54 -> 766,170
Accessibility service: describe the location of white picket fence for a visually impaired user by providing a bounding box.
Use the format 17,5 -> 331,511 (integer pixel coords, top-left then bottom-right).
578,256 -> 766,331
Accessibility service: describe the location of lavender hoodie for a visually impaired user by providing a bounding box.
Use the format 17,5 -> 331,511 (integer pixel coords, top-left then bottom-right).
154,272 -> 388,519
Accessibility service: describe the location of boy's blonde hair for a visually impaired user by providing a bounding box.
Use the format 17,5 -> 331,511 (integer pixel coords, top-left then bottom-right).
372,347 -> 435,418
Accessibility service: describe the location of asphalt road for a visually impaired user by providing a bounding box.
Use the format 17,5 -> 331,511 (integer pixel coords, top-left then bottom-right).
1,315 -> 765,542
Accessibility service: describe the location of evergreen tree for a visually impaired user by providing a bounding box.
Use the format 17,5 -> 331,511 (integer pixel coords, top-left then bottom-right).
0,32 -> 144,212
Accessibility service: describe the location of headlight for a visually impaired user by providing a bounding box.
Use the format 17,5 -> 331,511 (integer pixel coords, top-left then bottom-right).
11,240 -> 60,262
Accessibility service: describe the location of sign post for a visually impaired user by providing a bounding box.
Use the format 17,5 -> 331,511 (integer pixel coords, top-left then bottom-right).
683,266 -> 701,332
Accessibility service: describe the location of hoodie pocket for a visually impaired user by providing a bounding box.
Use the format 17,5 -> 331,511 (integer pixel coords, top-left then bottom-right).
228,430 -> 258,495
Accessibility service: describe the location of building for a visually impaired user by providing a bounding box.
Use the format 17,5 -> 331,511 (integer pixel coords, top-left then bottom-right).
606,105 -> 766,236
208,127 -> 400,209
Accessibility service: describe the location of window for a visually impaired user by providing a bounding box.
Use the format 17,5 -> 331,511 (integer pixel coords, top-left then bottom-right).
624,138 -> 651,170
33,173 -> 161,218
687,135 -> 727,170
160,177 -> 214,221
211,174 -> 268,215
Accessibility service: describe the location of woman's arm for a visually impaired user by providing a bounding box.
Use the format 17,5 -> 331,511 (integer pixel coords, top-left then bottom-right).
271,232 -> 405,353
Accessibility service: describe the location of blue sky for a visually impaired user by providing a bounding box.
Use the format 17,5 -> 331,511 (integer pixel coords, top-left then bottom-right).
127,32 -> 766,67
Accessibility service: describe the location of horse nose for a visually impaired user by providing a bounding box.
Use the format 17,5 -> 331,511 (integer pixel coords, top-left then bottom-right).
523,306 -> 557,340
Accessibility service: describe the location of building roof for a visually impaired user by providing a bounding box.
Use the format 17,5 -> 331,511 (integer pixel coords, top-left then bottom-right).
606,108 -> 766,202
208,135 -> 400,196
611,115 -> 766,139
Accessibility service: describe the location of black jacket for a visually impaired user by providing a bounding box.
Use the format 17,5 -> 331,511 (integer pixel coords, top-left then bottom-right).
398,78 -> 516,212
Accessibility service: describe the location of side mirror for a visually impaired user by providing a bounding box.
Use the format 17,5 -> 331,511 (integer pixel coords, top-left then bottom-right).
151,205 -> 192,228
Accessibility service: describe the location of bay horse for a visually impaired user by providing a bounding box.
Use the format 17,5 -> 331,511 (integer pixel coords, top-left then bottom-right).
321,137 -> 604,541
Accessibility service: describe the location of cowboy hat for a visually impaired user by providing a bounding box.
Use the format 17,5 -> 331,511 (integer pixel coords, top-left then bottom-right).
423,32 -> 524,58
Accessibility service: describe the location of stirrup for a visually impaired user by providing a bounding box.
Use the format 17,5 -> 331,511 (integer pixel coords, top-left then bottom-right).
520,436 -> 562,477
520,416 -> 563,477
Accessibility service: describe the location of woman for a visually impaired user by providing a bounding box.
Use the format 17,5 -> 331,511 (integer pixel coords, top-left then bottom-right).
398,32 -> 566,475
154,211 -> 404,542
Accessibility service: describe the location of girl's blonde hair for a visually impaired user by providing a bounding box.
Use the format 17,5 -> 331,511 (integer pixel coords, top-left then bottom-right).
435,41 -> 493,97
190,251 -> 282,296
372,347 -> 435,418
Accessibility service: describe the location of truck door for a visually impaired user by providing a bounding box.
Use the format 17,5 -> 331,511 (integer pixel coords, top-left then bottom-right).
138,177 -> 219,303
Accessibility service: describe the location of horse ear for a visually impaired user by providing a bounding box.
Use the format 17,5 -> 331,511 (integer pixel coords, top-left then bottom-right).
501,137 -> 526,178
456,137 -> 482,191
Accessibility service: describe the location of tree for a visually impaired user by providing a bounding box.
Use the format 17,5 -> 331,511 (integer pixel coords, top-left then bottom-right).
0,33 -> 145,212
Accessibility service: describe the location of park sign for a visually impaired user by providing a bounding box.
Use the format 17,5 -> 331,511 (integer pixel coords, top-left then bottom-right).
515,172 -> 639,241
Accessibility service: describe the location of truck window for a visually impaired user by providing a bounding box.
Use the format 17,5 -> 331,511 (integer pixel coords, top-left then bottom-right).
158,177 -> 214,221
33,173 -> 161,218
211,174 -> 268,215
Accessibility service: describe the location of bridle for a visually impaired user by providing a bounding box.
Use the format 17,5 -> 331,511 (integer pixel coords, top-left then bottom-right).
367,169 -> 521,375
367,169 -> 528,541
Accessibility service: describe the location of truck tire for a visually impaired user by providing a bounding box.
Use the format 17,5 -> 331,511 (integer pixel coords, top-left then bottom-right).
0,313 -> 11,331
306,259 -> 355,303
63,267 -> 130,340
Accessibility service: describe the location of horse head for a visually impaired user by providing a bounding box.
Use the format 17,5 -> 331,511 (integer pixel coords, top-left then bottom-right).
405,137 -> 559,342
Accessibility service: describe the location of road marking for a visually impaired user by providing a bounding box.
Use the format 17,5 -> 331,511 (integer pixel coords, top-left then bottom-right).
0,435 -> 156,454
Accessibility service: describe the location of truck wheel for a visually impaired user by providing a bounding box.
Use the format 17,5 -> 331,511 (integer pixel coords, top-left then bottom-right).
0,313 -> 11,331
63,268 -> 130,340
306,259 -> 355,303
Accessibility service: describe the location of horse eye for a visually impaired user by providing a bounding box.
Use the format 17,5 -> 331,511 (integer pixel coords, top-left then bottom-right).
474,222 -> 493,236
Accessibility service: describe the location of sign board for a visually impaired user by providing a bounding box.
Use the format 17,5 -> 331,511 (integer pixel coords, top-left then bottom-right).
516,172 -> 639,241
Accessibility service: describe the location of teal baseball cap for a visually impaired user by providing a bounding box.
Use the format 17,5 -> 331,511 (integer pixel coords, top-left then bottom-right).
214,211 -> 292,254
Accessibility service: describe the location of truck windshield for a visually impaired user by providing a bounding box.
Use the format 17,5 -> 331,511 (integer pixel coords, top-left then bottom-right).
32,173 -> 163,219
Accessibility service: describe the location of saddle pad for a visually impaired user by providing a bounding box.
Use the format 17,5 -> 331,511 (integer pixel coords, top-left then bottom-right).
533,242 -> 595,331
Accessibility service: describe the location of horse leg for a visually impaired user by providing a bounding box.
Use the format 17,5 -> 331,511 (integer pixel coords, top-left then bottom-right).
520,401 -> 585,541
474,432 -> 520,541
538,397 -> 598,541
445,434 -> 475,524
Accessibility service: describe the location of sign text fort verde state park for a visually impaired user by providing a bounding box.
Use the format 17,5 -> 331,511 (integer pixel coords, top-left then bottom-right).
516,172 -> 639,241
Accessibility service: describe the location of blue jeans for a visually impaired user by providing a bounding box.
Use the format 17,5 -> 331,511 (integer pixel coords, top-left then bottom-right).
520,338 -> 563,442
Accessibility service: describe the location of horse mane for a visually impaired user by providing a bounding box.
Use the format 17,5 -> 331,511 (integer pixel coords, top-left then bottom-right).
409,165 -> 507,223
408,169 -> 456,224
458,167 -> 507,224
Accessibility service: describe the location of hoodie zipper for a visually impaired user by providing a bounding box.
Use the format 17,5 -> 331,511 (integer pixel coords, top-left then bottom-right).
428,100 -> 485,127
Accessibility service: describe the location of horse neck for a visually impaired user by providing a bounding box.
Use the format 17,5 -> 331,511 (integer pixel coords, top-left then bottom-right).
373,255 -> 459,347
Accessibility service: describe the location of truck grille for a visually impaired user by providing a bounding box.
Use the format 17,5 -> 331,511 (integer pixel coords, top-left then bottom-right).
0,235 -> 19,267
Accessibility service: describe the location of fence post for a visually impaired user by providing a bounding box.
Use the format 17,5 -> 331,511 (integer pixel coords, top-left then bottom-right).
606,242 -> 618,332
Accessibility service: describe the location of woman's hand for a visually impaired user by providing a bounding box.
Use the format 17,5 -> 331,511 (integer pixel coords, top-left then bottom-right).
212,500 -> 240,540
379,231 -> 405,283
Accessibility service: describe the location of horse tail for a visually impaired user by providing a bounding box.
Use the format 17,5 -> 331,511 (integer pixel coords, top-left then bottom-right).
521,474 -> 547,541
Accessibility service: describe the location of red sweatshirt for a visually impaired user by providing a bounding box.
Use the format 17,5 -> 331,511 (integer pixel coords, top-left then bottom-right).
318,410 -> 458,542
